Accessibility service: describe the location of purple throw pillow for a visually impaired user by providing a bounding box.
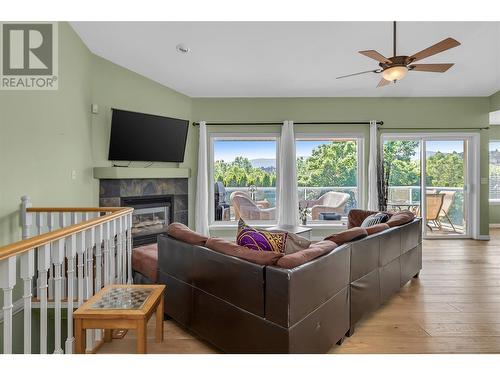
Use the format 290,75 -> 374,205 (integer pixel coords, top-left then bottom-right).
236,219 -> 287,254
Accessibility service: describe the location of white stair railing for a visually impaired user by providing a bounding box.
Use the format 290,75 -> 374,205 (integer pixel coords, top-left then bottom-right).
0,196 -> 134,354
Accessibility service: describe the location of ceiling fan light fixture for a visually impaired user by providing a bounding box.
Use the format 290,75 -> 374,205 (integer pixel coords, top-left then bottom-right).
382,66 -> 408,82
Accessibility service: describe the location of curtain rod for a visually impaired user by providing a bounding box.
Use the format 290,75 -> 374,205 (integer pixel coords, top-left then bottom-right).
380,126 -> 490,131
192,121 -> 384,127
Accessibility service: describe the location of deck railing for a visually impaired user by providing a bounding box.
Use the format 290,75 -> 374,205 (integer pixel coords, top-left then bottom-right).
0,196 -> 134,354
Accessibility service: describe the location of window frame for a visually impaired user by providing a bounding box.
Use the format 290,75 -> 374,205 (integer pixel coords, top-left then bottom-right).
208,132 -> 281,227
489,139 -> 500,205
294,132 -> 365,224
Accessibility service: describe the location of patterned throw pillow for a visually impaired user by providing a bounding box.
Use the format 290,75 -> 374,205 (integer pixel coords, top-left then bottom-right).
236,219 -> 288,254
360,212 -> 390,228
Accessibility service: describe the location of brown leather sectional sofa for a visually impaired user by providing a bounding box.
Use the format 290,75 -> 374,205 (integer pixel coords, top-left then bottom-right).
155,218 -> 422,353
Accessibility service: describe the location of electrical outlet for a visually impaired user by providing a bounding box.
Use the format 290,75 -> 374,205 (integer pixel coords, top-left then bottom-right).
71,170 -> 77,180
481,177 -> 489,185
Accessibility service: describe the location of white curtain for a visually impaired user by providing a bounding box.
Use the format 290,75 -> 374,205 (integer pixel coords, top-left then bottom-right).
277,120 -> 299,226
195,121 -> 210,236
367,120 -> 379,211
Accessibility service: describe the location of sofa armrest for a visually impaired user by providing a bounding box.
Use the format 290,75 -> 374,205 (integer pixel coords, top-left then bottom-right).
265,244 -> 351,327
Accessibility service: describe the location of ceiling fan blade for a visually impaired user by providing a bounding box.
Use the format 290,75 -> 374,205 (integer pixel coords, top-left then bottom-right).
408,38 -> 460,62
358,50 -> 392,64
336,69 -> 379,79
377,78 -> 391,88
409,63 -> 454,73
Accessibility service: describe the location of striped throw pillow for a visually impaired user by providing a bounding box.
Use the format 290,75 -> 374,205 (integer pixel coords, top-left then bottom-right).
360,212 -> 390,228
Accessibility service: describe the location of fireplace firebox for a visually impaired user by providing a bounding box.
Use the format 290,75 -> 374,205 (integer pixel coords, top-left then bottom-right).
121,195 -> 173,246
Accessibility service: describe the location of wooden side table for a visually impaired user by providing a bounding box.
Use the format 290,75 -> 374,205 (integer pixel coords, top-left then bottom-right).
74,284 -> 165,354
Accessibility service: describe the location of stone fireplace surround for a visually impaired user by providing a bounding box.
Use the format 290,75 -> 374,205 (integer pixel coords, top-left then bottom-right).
99,178 -> 188,243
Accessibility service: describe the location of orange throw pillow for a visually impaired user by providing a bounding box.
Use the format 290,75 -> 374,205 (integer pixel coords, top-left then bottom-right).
205,237 -> 283,266
167,222 -> 208,246
365,223 -> 390,235
386,211 -> 415,228
324,227 -> 368,245
276,240 -> 338,269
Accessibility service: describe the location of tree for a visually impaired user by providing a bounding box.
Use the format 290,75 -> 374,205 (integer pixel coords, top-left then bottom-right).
296,141 -> 358,187
426,151 -> 464,187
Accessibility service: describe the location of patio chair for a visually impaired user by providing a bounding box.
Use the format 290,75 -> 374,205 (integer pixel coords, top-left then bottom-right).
301,191 -> 350,220
425,193 -> 445,231
438,190 -> 458,232
230,191 -> 276,221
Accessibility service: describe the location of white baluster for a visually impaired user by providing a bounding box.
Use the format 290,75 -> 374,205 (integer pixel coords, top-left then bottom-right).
0,257 -> 16,354
127,213 -> 133,284
120,215 -> 128,284
85,227 -> 95,352
65,233 -> 76,354
20,251 -> 34,354
94,224 -> 104,343
110,219 -> 117,283
103,221 -> 110,285
35,211 -> 44,235
76,231 -> 86,307
20,195 -> 34,353
37,244 -> 50,354
116,217 -> 123,283
51,239 -> 65,354
47,212 -> 55,300
59,213 -> 68,299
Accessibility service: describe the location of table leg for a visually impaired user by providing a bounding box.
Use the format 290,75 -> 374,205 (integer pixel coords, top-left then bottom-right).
136,320 -> 147,354
75,319 -> 86,354
155,294 -> 164,343
104,329 -> 112,343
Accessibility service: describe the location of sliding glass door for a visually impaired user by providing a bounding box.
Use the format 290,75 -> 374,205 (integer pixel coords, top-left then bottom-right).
383,135 -> 471,238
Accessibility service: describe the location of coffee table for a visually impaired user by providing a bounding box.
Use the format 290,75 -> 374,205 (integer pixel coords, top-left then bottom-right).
74,284 -> 165,354
267,224 -> 312,240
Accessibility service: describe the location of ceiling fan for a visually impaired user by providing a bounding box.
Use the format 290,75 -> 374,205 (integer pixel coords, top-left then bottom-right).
337,21 -> 461,87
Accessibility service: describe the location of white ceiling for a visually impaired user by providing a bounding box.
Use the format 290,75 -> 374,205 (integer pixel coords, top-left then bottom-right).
71,21 -> 500,97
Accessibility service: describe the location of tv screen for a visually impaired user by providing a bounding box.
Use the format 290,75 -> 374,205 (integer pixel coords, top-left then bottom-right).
108,109 -> 189,162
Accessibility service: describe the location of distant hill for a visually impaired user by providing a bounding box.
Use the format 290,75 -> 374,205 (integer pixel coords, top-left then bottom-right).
250,158 -> 276,169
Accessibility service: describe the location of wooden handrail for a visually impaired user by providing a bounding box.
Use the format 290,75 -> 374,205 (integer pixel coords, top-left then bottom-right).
0,207 -> 133,261
27,207 -> 125,213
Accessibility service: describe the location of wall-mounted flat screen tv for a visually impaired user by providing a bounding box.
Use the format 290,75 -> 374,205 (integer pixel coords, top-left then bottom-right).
108,109 -> 189,162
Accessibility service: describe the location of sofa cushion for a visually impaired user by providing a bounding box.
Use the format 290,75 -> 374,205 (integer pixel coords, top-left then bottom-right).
324,227 -> 368,245
360,212 -> 390,227
205,237 -> 283,266
365,223 -> 390,236
386,211 -> 415,227
167,222 -> 208,246
132,243 -> 158,283
276,240 -> 338,269
348,209 -> 393,228
237,219 -> 287,254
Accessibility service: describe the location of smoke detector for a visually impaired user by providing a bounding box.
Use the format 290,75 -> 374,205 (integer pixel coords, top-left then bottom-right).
176,44 -> 191,54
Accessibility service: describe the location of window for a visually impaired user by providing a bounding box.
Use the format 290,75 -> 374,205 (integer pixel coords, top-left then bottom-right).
296,135 -> 363,222
490,141 -> 500,202
211,135 -> 279,223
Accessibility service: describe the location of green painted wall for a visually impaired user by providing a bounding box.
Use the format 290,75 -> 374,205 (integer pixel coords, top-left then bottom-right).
90,55 -> 195,226
0,22 -> 195,350
192,97 -> 490,238
0,22 -> 94,248
488,91 -> 500,224
490,91 -> 500,112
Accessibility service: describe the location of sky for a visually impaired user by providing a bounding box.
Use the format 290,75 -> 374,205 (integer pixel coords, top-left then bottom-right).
214,139 -> 466,162
214,140 -> 342,161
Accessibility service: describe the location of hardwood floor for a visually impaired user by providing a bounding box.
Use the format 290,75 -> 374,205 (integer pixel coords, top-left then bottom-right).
98,230 -> 500,354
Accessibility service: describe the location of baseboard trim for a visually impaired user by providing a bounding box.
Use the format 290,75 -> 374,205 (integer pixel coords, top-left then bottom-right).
475,235 -> 491,241
489,224 -> 500,228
